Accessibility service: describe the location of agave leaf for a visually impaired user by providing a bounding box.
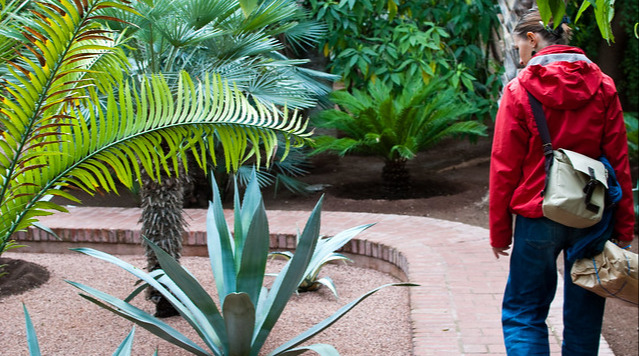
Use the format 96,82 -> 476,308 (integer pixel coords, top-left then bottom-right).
123,269 -> 166,303
208,177 -> 237,301
269,251 -> 294,260
223,293 -> 255,355
22,304 -> 41,356
274,343 -> 339,356
66,281 -> 212,356
236,198 -> 269,306
69,248 -> 223,352
315,276 -> 339,299
145,238 -> 227,345
309,224 -> 372,269
235,170 -> 263,270
112,327 -> 136,356
268,282 -> 418,354
251,195 -> 324,352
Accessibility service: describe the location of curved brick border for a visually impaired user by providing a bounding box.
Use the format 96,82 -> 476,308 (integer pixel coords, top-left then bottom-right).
14,206 -> 613,355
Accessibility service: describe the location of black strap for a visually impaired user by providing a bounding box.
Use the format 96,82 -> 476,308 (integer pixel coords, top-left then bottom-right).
527,91 -> 554,195
527,91 -> 554,157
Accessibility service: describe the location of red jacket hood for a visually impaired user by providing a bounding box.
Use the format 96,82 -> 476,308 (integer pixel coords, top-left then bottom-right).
518,45 -> 604,110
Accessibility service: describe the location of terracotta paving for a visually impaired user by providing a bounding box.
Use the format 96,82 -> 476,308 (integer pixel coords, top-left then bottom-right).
15,206 -> 614,355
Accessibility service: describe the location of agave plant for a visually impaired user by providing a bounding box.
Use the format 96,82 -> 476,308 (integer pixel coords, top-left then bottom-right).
312,75 -> 486,197
269,224 -> 373,297
66,172 -> 415,355
0,0 -> 310,259
22,304 -> 145,356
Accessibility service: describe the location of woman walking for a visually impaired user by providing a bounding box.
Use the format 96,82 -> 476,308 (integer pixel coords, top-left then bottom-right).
489,8 -> 635,355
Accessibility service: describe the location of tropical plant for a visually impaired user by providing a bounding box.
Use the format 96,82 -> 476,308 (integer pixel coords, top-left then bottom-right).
567,0 -> 637,112
211,144 -> 313,202
625,112 -> 638,162
305,0 -> 502,119
270,223 -> 373,297
536,0 -> 619,43
96,0 -> 331,314
0,0 -> 310,260
311,75 -> 486,197
22,304 -> 143,356
66,172 -> 415,355
0,0 -> 30,67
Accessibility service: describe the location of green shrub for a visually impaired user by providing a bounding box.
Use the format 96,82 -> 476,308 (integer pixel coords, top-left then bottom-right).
305,0 -> 502,119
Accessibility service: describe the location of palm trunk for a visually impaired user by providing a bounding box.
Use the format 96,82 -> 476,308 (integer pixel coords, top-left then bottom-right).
139,163 -> 186,318
382,158 -> 411,198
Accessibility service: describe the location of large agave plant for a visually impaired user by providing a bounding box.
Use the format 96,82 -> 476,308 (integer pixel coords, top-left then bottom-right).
67,172 -> 415,355
0,0 -> 310,258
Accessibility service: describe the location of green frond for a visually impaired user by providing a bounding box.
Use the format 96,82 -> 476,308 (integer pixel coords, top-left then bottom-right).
0,0 -> 311,254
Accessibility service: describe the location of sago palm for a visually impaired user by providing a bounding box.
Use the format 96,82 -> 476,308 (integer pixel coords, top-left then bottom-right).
0,0 -> 310,259
312,75 -> 486,197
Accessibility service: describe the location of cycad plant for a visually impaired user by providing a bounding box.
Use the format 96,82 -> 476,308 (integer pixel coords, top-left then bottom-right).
0,0 -> 310,259
67,172 -> 415,355
312,75 -> 487,197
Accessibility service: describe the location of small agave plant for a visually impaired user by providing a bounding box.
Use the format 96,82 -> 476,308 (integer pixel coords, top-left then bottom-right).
270,224 -> 373,298
65,171 -> 415,355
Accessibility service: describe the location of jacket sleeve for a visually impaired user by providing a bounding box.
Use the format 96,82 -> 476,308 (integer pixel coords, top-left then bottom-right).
600,80 -> 635,241
489,83 -> 530,248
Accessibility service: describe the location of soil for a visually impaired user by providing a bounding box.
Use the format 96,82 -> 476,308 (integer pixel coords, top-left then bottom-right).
1,135 -> 637,355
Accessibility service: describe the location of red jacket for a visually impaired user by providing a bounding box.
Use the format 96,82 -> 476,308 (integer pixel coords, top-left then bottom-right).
490,45 -> 635,248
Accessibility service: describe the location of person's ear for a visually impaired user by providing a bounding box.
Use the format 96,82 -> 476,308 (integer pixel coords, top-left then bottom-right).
526,32 -> 537,48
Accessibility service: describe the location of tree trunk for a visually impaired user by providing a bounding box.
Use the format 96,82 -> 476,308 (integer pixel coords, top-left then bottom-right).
382,158 -> 411,198
139,163 -> 186,318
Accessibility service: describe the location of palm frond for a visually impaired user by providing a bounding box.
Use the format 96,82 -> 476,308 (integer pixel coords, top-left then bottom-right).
0,0 -> 311,254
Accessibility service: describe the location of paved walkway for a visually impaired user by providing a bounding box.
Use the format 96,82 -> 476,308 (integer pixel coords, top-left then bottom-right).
15,206 -> 614,355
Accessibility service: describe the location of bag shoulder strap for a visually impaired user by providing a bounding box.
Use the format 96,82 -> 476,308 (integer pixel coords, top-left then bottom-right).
527,91 -> 554,158
527,91 -> 554,195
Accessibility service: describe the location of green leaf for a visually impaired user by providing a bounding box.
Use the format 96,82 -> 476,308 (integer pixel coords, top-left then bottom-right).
537,0 -> 553,26
23,304 -> 41,356
275,343 -> 339,356
236,198 -> 270,306
269,283 -> 418,354
67,280 -> 213,356
208,177 -> 238,301
31,222 -> 61,240
223,293 -> 255,355
112,328 -> 136,356
252,196 -> 325,351
144,238 -> 227,345
575,0 -> 592,22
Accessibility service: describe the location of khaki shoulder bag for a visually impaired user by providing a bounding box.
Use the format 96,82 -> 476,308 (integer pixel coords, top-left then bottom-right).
527,91 -> 608,228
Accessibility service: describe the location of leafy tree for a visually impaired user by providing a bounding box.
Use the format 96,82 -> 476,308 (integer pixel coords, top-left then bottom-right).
311,76 -> 486,197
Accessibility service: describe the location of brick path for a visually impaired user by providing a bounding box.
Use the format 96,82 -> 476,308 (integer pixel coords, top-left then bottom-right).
15,206 -> 614,355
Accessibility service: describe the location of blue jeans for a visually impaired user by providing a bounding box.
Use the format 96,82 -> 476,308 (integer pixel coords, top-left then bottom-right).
502,216 -> 606,355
